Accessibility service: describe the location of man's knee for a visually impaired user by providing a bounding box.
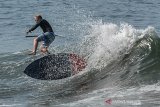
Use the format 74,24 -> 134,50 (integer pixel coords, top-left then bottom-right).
34,37 -> 38,42
40,47 -> 47,52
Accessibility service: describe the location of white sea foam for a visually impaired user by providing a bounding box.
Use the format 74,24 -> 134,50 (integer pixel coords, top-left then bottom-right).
80,22 -> 155,70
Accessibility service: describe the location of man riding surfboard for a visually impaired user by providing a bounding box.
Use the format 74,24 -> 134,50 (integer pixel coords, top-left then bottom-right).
27,15 -> 55,55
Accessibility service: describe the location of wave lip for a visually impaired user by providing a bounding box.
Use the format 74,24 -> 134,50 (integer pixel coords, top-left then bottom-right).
82,23 -> 154,69
79,22 -> 160,88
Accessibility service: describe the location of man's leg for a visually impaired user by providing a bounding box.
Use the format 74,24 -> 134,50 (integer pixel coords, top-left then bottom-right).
40,45 -> 50,54
40,32 -> 55,55
40,45 -> 48,53
29,37 -> 38,55
29,33 -> 45,55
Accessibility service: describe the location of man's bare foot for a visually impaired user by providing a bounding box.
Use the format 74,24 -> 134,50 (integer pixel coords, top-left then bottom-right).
28,52 -> 36,55
41,51 -> 50,55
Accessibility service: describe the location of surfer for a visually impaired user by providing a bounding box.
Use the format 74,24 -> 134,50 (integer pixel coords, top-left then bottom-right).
27,15 -> 55,55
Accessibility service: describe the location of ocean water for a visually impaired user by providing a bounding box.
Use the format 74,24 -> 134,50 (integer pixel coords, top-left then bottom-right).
1,0 -> 160,107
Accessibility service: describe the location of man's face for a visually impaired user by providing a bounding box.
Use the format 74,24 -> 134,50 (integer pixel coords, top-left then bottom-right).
34,17 -> 40,23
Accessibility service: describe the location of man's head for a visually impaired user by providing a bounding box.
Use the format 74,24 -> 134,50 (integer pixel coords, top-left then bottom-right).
34,15 -> 42,23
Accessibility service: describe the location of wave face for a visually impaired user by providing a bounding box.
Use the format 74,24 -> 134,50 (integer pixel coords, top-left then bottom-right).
78,23 -> 160,86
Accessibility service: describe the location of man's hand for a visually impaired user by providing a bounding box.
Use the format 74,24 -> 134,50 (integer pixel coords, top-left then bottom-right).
26,31 -> 30,35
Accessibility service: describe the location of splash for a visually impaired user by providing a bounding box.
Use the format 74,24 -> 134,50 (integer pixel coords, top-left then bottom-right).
80,22 -> 155,70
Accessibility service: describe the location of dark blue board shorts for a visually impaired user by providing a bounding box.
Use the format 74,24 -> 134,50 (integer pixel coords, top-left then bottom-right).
37,32 -> 55,48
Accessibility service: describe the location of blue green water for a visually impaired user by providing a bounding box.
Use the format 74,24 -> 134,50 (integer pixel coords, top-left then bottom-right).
1,0 -> 160,107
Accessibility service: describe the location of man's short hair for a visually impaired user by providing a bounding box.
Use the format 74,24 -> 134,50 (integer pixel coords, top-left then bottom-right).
35,15 -> 42,19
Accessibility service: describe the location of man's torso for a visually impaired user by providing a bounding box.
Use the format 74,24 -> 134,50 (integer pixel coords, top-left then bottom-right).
39,19 -> 53,33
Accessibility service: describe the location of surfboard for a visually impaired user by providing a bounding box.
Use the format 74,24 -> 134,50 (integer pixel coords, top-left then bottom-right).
24,53 -> 86,80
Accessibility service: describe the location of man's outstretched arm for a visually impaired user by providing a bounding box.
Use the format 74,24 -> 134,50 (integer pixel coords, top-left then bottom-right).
27,23 -> 40,34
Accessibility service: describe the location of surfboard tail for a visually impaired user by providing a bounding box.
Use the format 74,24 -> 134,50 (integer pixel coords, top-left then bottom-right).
69,53 -> 87,73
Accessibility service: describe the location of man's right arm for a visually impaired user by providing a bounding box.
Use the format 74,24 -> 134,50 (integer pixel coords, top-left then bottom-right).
27,23 -> 40,33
